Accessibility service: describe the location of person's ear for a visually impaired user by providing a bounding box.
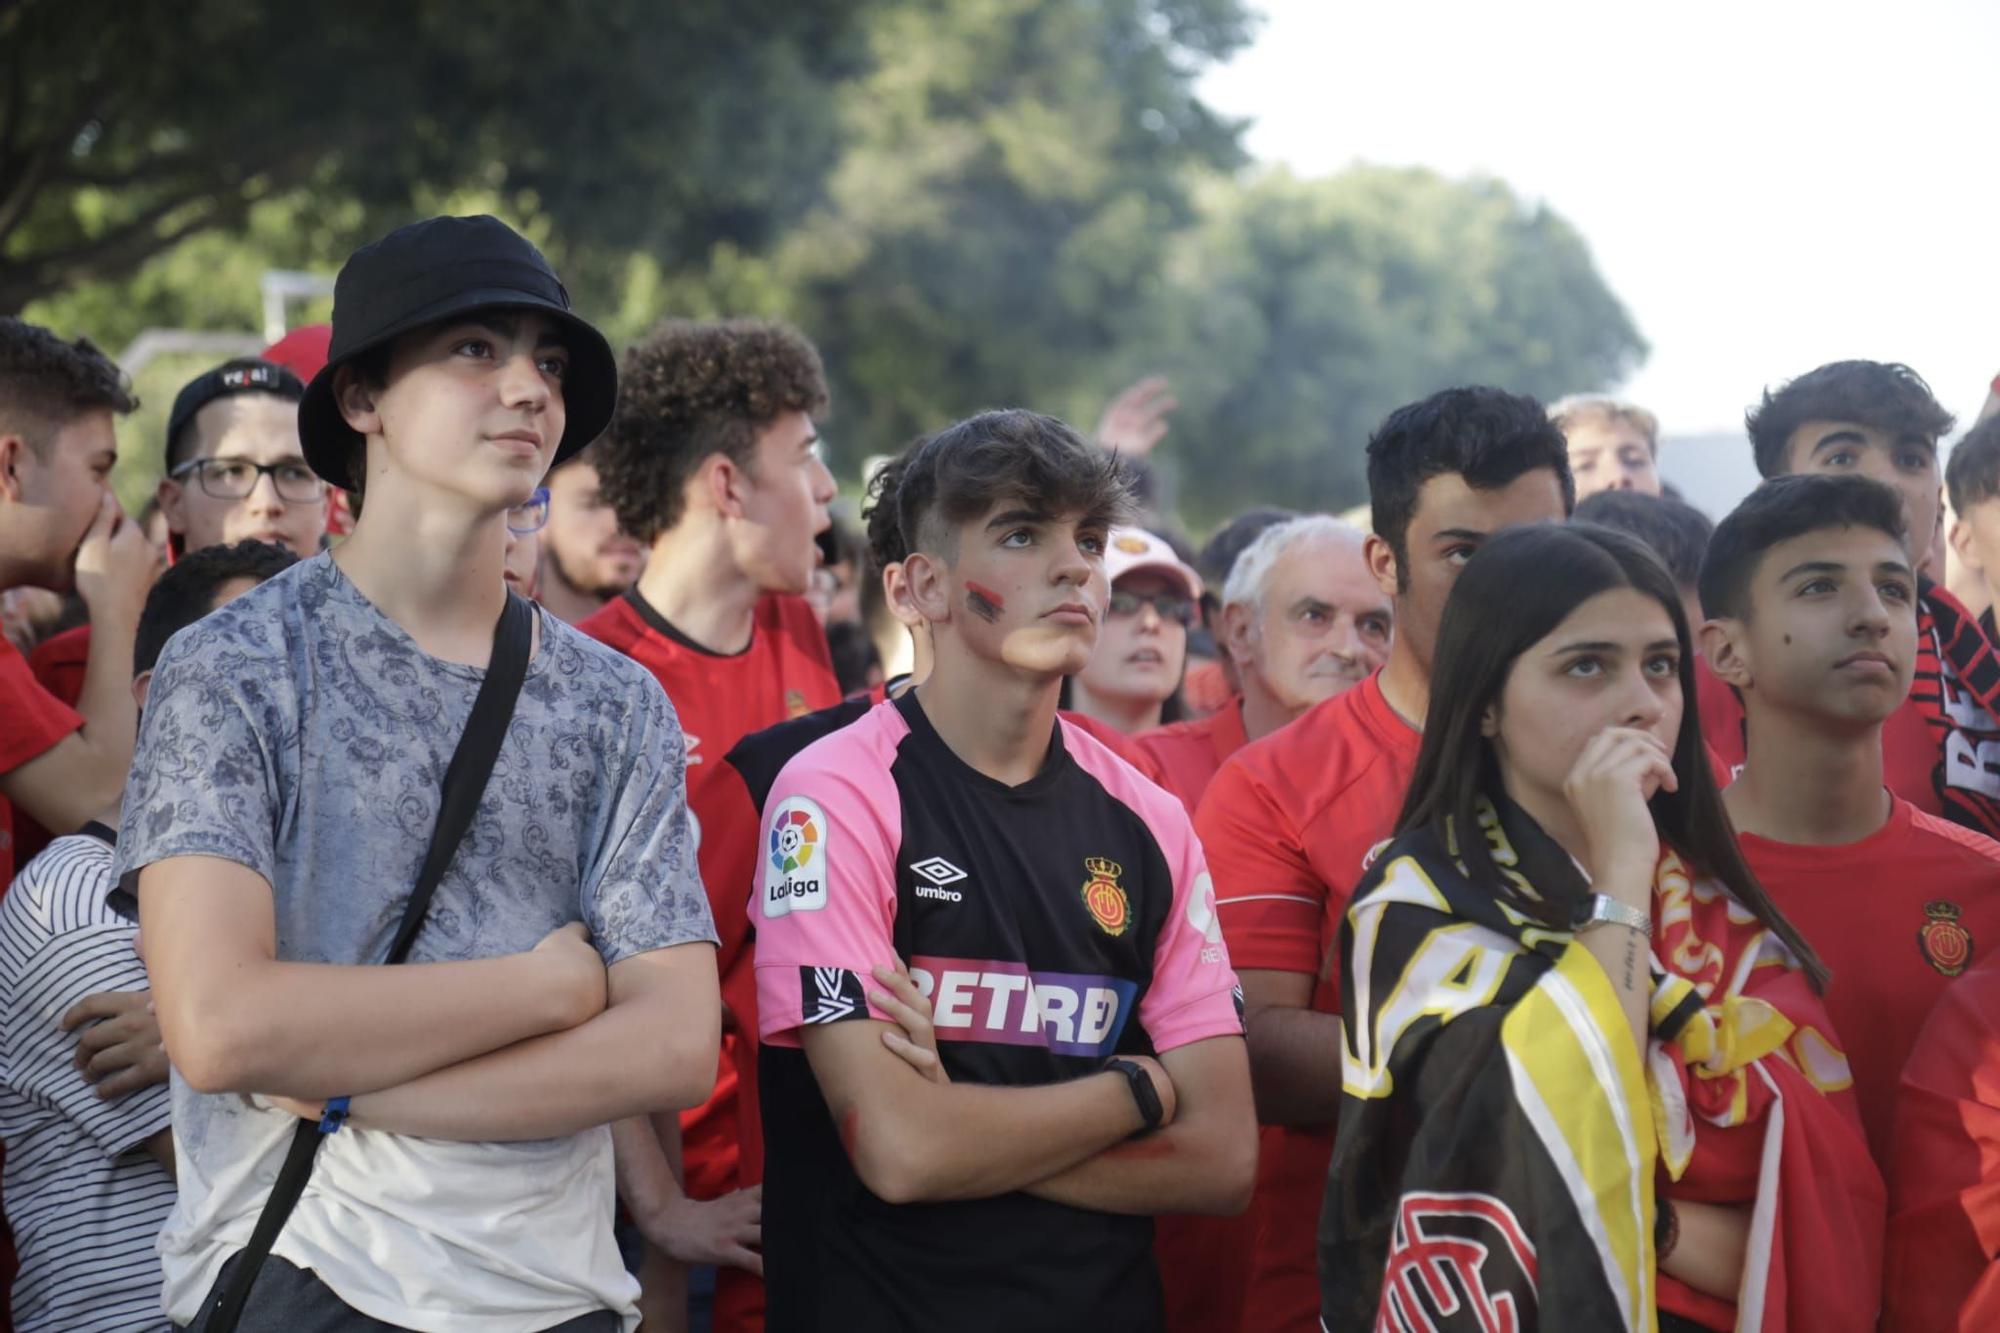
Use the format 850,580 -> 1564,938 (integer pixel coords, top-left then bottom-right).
883,561 -> 924,630
156,475 -> 190,534
703,453 -> 750,521
1221,601 -> 1257,668
0,435 -> 29,504
1701,617 -> 1753,691
334,366 -> 383,438
1479,702 -> 1500,738
1949,515 -> 1984,576
132,669 -> 153,711
1364,532 -> 1399,599
901,550 -> 953,625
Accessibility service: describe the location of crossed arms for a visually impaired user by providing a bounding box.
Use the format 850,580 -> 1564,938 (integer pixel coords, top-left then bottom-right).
140,854 -> 720,1139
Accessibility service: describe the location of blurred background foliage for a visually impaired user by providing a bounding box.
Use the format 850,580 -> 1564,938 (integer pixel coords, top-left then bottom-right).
4,0 -> 1643,526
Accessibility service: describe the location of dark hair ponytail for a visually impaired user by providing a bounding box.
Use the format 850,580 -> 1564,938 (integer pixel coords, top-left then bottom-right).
1396,522 -> 1829,990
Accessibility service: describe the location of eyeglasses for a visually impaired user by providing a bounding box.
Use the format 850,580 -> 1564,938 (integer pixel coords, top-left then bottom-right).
170,457 -> 325,504
1107,590 -> 1196,627
507,487 -> 551,535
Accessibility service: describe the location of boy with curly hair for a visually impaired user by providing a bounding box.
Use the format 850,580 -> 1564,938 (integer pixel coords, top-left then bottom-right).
580,319 -> 840,1330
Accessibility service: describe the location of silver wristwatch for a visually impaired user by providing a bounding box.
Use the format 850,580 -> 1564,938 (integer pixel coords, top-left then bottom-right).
1571,893 -> 1653,938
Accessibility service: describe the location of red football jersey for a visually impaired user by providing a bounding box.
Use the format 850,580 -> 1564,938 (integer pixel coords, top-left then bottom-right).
578,590 -> 838,1206
1885,952 -> 2000,1331
1742,798 -> 2000,1162
1705,681 -> 1941,817
0,633 -> 84,889
1131,698 -> 1248,817
1128,696 -> 1253,1332
1193,673 -> 1420,1333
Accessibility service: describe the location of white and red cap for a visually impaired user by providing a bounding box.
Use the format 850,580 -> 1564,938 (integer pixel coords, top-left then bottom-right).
1104,526 -> 1201,600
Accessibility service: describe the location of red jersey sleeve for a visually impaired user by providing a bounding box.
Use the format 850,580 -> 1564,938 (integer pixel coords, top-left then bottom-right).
1195,750 -> 1325,975
26,623 -> 89,710
754,728 -> 906,1046
1885,961 -> 2000,1331
0,635 -> 82,775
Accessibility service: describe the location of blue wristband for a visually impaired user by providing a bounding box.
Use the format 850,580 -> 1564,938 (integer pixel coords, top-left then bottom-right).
318,1095 -> 351,1135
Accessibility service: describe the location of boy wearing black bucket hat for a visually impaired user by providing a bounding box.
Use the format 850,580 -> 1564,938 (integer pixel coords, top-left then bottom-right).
118,215 -> 722,1331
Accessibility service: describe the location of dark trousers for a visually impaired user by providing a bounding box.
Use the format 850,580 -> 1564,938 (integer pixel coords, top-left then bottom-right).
182,1253 -> 622,1332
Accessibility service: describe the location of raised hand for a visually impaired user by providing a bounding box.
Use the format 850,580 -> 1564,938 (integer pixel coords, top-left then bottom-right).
1094,376 -> 1177,459
1563,725 -> 1676,906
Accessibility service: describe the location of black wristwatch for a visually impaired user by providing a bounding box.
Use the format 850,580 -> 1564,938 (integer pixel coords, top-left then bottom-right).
1104,1057 -> 1163,1134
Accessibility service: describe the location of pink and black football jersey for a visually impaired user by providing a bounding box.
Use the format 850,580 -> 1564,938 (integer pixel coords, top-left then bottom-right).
753,690 -> 1242,1331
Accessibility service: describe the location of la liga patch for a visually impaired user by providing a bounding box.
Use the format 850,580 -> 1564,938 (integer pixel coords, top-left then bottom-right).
764,795 -> 830,918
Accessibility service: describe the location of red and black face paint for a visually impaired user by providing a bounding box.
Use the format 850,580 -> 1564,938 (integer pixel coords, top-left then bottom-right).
965,580 -> 1006,623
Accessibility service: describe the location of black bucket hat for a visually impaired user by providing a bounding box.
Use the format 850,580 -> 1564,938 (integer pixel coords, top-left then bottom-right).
297,215 -> 618,486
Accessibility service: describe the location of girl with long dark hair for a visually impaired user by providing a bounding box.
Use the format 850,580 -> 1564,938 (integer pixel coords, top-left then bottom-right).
1321,523 -> 1884,1332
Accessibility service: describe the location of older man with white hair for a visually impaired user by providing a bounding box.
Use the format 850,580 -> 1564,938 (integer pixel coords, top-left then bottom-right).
1132,514 -> 1389,814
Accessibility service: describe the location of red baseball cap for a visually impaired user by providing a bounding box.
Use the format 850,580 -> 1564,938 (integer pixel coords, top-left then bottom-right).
262,323 -> 332,381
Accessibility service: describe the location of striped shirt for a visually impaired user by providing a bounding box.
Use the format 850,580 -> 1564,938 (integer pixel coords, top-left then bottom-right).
0,828 -> 172,1332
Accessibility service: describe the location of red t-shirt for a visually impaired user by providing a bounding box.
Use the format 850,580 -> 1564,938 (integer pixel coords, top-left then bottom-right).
1126,696 -> 1252,1332
1131,698 -> 1249,817
1885,953 -> 2000,1331
9,624 -> 92,872
1705,681 -> 1941,816
579,590 -> 838,1206
1742,797 -> 2000,1161
25,623 -> 88,709
0,634 -> 84,888
1193,673 -> 1421,1333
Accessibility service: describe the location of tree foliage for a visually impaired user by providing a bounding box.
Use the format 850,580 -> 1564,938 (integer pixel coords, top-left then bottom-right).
0,0 -> 873,310
7,1 -> 1648,533
1117,166 -> 1649,521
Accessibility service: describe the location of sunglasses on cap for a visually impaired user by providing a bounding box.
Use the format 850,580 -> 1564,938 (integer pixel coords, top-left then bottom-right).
1107,590 -> 1196,626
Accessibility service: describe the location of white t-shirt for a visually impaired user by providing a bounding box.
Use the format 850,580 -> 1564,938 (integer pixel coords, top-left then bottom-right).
116,559 -> 716,1331
0,828 -> 174,1332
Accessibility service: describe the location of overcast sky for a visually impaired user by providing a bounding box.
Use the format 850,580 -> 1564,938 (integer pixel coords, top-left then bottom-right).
1199,0 -> 1999,436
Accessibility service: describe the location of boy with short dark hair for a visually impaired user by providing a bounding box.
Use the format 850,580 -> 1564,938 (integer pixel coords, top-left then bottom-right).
1699,472 -> 2000,1161
0,319 -> 154,880
1195,386 -> 1572,1333
122,215 -> 721,1330
1718,360 -> 2000,836
0,538 -> 296,1333
753,409 -> 1253,1330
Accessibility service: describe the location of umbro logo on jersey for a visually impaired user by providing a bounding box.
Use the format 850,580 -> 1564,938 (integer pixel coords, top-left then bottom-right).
800,966 -> 867,1024
911,856 -> 967,904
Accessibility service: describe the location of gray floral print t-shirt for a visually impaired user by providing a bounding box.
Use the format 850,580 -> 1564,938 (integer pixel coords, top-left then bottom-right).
117,553 -> 716,1332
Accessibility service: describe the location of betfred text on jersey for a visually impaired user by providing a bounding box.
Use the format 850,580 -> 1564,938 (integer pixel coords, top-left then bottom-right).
908,955 -> 1139,1058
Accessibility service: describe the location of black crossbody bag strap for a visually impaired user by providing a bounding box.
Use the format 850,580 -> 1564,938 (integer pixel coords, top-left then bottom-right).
203,593 -> 535,1332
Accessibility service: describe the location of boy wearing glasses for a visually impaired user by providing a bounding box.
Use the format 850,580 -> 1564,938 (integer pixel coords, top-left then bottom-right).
504,486 -> 550,598
158,358 -> 326,563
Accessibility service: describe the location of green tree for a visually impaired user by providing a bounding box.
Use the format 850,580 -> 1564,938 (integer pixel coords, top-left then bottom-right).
0,0 -> 873,312
1119,166 -> 1647,522
682,0 -> 1257,464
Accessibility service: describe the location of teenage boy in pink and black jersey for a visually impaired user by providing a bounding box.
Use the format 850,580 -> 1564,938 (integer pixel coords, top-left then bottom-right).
752,410 -> 1254,1331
